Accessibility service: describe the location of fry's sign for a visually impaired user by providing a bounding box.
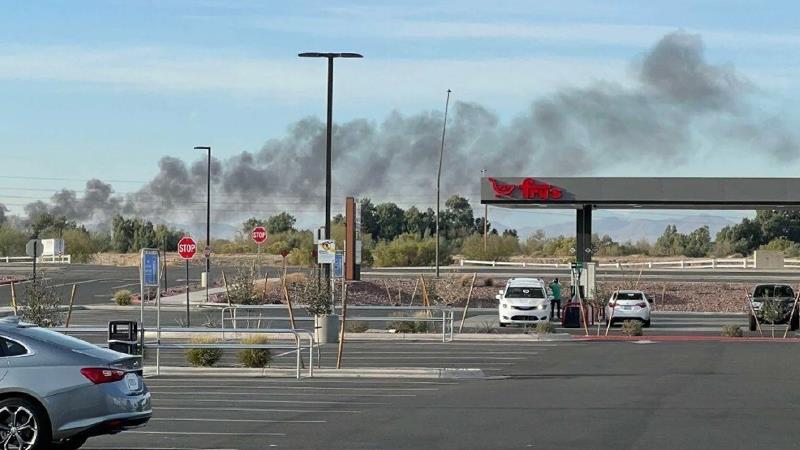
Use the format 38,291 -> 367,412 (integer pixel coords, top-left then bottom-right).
488,178 -> 563,200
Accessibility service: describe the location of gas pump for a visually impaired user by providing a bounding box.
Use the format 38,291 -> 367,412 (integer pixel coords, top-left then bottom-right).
563,262 -> 595,334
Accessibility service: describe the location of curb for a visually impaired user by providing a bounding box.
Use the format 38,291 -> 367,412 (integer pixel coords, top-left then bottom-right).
575,335 -> 800,343
144,366 -> 487,380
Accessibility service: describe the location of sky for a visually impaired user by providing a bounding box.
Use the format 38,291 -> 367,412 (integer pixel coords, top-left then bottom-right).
2,0 -> 800,236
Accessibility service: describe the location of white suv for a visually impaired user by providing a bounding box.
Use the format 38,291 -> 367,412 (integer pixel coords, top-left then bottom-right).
497,278 -> 552,327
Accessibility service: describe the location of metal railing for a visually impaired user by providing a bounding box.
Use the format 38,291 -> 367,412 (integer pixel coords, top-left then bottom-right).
459,257 -> 760,269
0,255 -> 71,264
51,325 -> 317,380
221,304 -> 456,342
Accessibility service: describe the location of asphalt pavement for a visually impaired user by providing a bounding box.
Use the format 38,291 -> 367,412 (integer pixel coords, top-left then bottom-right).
81,340 -> 800,450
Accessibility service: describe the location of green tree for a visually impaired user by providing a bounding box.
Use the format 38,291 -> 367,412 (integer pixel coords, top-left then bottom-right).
404,206 -> 426,239
359,198 -> 379,240
372,234 -> 443,267
654,225 -> 685,256
62,227 -> 98,263
714,218 -> 764,255
444,195 -> 474,239
266,212 -> 296,234
375,202 -> 405,241
0,225 -> 27,256
241,217 -> 266,236
684,226 -> 711,257
461,234 -> 520,261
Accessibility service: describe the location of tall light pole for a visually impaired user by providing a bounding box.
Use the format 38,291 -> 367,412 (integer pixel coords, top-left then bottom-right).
194,146 -> 211,301
298,52 -> 363,282
481,168 -> 488,252
435,89 -> 452,278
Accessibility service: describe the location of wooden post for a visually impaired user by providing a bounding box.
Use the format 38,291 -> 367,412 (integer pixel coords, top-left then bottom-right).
783,288 -> 800,339
65,284 -> 77,328
336,281 -> 348,369
605,289 -> 620,336
283,276 -> 296,329
383,279 -> 393,304
458,273 -> 477,333
409,279 -> 419,306
10,281 -> 18,316
659,284 -> 666,310
221,269 -> 232,306
262,273 -> 269,303
746,288 -> 763,337
634,267 -> 644,289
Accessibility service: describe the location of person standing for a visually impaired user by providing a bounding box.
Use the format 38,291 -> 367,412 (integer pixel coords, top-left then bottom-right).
549,278 -> 562,320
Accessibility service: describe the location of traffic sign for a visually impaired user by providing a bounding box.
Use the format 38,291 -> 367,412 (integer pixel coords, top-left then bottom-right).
251,226 -> 268,245
141,249 -> 160,287
177,236 -> 197,260
317,240 -> 336,264
333,251 -> 344,278
25,239 -> 43,258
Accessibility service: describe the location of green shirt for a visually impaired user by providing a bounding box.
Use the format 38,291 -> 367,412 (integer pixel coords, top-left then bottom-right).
549,282 -> 561,300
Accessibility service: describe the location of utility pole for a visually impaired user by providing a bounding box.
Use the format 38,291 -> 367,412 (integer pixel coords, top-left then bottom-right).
435,89 -> 452,278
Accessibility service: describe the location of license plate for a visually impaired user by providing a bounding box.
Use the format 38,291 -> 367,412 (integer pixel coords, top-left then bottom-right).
125,373 -> 140,391
622,306 -> 633,311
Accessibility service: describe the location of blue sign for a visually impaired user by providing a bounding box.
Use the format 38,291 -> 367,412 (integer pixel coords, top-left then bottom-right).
141,250 -> 160,287
333,251 -> 344,278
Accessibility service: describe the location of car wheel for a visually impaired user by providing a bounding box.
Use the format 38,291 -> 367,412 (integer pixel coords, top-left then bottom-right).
499,322 -> 507,327
791,311 -> 799,331
53,436 -> 88,450
0,397 -> 52,450
749,315 -> 757,332
643,320 -> 651,328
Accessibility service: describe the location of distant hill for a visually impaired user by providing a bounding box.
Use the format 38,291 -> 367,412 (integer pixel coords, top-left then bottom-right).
516,214 -> 736,243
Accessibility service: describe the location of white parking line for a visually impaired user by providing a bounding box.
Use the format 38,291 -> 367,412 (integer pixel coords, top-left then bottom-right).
146,385 -> 439,391
156,406 -> 360,414
146,378 -> 456,385
336,356 -> 527,360
149,391 -> 417,398
155,398 -> 389,406
150,418 -> 326,424
128,431 -> 286,436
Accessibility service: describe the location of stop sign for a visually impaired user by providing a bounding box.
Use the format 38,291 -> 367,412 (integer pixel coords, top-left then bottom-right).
177,236 -> 197,260
252,226 -> 268,245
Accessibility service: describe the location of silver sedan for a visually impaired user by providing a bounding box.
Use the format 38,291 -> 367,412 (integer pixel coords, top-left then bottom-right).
0,316 -> 151,449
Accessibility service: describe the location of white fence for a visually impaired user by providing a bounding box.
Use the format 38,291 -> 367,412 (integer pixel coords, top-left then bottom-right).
0,255 -> 71,264
460,257 -> 800,270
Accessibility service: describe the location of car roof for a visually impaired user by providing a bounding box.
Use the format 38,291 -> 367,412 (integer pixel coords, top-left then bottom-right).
507,278 -> 545,287
617,290 -> 645,294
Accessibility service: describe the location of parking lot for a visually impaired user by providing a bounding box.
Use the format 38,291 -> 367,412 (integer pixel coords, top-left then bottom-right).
77,339 -> 800,450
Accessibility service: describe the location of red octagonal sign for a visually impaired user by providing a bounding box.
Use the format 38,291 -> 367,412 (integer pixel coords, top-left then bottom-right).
177,236 -> 197,260
252,226 -> 268,245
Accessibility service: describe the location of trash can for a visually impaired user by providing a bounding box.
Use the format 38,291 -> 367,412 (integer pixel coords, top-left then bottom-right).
108,321 -> 139,354
561,302 -> 582,328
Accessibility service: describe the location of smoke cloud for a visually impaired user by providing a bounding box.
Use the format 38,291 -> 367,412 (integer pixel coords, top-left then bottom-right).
23,31 -> 799,226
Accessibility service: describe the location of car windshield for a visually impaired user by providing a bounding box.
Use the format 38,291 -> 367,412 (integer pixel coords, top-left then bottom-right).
614,292 -> 644,301
23,327 -> 95,350
753,285 -> 794,298
505,287 -> 546,298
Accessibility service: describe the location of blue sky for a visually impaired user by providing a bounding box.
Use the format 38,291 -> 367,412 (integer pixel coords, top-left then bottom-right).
2,0 -> 800,233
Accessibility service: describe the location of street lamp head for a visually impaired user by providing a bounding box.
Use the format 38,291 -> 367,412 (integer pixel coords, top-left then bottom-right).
194,146 -> 211,150
298,52 -> 363,59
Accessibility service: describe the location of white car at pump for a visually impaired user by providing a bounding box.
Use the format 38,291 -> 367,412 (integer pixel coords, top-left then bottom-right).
497,278 -> 552,327
605,290 -> 652,327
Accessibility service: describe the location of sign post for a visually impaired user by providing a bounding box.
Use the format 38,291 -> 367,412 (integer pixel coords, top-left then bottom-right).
333,251 -> 344,279
177,237 -> 197,327
251,226 -> 268,276
203,247 -> 212,302
26,239 -> 43,282
140,249 -> 161,362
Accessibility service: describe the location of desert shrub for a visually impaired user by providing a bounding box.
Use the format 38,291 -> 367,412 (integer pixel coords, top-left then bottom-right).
185,336 -> 223,367
760,297 -> 784,338
114,289 -> 133,306
345,321 -> 369,333
372,234 -> 444,267
227,265 -> 259,305
296,273 -> 333,316
287,247 -> 315,267
484,277 -> 494,287
238,335 -> 272,368
722,325 -> 744,337
19,275 -> 64,327
759,238 -> 800,258
535,321 -> 556,334
460,234 -> 520,261
459,274 -> 475,287
621,320 -> 643,337
475,321 -> 496,333
386,311 -> 432,333
0,225 -> 27,256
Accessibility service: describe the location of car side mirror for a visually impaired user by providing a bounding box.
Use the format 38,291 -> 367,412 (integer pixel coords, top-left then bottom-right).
495,294 -> 502,300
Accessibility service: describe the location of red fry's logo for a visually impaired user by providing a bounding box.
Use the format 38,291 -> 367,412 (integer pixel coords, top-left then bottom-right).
488,177 -> 562,200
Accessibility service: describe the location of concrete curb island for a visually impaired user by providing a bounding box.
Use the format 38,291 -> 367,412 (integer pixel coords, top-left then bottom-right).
144,366 -> 487,380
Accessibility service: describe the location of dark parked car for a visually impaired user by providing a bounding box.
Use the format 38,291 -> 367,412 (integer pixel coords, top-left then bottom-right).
0,316 -> 151,449
747,284 -> 799,331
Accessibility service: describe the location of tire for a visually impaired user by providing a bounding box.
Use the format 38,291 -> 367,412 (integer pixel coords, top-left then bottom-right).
499,322 -> 507,328
0,396 -> 52,450
749,315 -> 757,332
53,436 -> 88,450
643,320 -> 651,328
791,311 -> 799,331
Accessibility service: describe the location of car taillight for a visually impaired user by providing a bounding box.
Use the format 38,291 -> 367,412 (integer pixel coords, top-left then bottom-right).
608,302 -> 616,308
637,302 -> 647,308
81,368 -> 126,384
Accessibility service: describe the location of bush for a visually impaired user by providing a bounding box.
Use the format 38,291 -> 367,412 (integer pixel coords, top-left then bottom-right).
386,311 -> 432,333
372,234 -> 444,267
227,265 -> 259,305
185,336 -> 223,367
460,234 -> 520,261
535,321 -> 556,334
238,335 -> 272,368
621,320 -> 643,337
62,228 -> 99,263
287,247 -> 314,267
114,289 -> 133,306
484,277 -> 494,287
722,325 -> 744,337
0,225 -> 28,256
345,321 -> 369,333
760,238 -> 800,258
19,275 -> 64,327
